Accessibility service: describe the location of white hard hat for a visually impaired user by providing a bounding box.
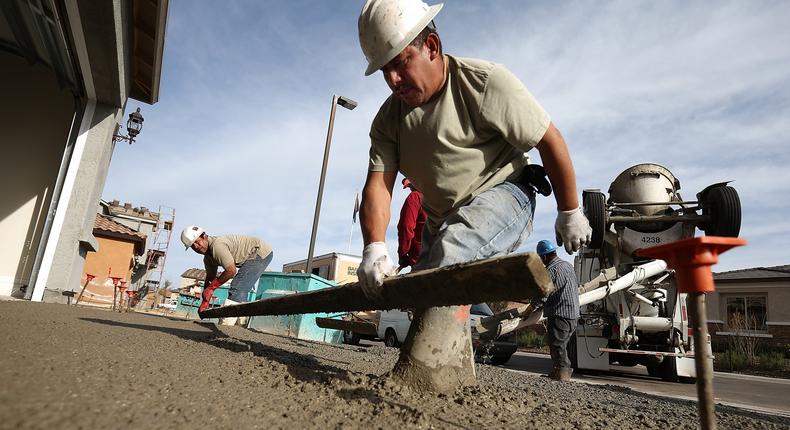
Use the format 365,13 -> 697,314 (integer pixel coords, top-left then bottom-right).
180,225 -> 204,249
358,0 -> 443,76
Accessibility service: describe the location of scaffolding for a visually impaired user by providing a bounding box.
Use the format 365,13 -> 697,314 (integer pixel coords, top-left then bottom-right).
134,205 -> 175,309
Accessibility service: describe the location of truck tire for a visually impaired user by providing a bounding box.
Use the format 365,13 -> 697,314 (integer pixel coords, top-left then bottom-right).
646,362 -> 660,377
583,191 -> 606,249
384,328 -> 400,348
701,185 -> 741,237
343,330 -> 361,346
489,353 -> 513,366
659,356 -> 679,382
646,356 -> 661,377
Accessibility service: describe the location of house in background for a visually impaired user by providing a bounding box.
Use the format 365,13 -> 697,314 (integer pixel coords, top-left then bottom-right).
0,0 -> 168,302
707,265 -> 790,346
179,268 -> 206,294
78,214 -> 146,307
99,199 -> 174,297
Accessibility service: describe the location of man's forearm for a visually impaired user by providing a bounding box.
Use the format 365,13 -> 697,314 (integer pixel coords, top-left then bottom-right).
361,198 -> 390,244
204,266 -> 217,284
537,123 -> 580,211
215,267 -> 236,286
360,171 -> 396,244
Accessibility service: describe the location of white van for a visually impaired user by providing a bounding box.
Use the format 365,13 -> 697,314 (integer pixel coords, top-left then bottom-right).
377,309 -> 412,347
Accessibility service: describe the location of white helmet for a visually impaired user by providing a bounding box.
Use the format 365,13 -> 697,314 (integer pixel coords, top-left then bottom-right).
180,225 -> 204,249
358,0 -> 443,76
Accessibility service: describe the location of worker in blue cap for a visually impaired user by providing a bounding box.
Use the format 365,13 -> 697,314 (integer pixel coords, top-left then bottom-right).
534,239 -> 580,381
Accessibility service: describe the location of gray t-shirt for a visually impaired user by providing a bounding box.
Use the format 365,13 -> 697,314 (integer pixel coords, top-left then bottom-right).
203,235 -> 272,277
369,54 -> 551,231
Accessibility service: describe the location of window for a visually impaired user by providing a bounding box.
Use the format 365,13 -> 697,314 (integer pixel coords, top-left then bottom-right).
311,265 -> 330,280
725,295 -> 767,331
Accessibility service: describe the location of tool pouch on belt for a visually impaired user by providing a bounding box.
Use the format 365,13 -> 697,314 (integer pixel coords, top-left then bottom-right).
519,164 -> 552,197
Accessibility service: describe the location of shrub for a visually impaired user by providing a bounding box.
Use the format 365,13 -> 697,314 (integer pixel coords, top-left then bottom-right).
758,351 -> 785,371
518,330 -> 545,349
720,350 -> 749,371
726,314 -> 763,366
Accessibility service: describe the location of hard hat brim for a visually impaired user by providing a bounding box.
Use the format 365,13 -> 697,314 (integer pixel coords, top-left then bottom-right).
364,3 -> 443,76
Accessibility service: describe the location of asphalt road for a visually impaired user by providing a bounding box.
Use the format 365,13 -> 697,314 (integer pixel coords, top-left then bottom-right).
505,351 -> 790,418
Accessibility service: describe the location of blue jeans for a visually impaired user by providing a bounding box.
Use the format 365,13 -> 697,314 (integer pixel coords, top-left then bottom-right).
414,181 -> 535,271
393,181 -> 536,389
228,252 -> 273,302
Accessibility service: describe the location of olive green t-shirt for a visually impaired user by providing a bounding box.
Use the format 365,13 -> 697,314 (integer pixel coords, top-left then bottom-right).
368,55 -> 551,231
203,235 -> 272,275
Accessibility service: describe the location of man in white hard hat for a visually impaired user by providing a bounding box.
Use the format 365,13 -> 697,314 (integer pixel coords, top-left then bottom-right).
180,226 -> 273,324
355,0 -> 591,392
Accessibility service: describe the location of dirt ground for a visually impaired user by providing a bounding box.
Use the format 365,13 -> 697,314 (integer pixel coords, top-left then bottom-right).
1,301 -> 788,429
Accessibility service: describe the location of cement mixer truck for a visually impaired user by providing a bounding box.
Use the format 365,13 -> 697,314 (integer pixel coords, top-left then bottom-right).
473,163 -> 741,382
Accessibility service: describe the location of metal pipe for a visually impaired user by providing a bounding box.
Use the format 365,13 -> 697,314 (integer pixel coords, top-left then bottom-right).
499,259 -> 668,337
306,96 -> 339,275
578,259 -> 667,306
305,96 -> 356,274
628,290 -> 654,306
629,316 -> 672,332
688,292 -> 716,430
609,215 -> 706,223
611,201 -> 699,207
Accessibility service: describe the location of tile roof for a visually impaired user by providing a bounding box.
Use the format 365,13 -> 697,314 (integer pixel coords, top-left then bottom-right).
94,214 -> 147,239
181,268 -> 207,280
93,214 -> 147,255
714,265 -> 790,281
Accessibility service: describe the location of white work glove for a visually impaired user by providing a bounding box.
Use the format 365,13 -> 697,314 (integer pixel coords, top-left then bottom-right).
555,207 -> 592,254
357,242 -> 397,300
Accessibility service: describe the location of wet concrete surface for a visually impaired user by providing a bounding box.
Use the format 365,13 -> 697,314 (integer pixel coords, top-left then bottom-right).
1,301 -> 788,429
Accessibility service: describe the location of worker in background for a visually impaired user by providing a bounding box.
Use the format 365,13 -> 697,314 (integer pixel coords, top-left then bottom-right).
533,239 -> 580,381
181,225 -> 273,325
355,0 -> 591,392
397,178 -> 427,271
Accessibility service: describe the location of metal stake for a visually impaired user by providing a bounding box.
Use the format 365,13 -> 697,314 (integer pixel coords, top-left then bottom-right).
688,292 -> 716,430
74,274 -> 95,306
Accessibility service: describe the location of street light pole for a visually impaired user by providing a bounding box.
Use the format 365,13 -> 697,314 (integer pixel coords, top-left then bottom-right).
306,95 -> 357,275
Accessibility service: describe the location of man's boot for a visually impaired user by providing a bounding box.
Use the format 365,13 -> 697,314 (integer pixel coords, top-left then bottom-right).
549,367 -> 572,381
218,299 -> 238,326
391,305 -> 476,394
558,367 -> 573,381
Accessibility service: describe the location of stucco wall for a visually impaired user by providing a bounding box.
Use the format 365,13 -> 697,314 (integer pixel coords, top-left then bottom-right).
707,279 -> 790,324
0,52 -> 75,297
39,102 -> 123,302
76,236 -> 136,307
84,236 -> 136,281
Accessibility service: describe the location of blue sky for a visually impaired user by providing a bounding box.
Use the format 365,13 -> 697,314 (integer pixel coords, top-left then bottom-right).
103,1 -> 790,285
